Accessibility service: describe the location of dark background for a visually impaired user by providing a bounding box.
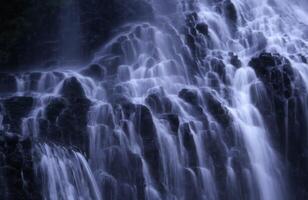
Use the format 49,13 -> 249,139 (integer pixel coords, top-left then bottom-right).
0,0 -> 154,71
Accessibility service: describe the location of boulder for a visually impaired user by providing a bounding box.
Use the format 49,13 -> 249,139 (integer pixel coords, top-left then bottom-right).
60,77 -> 86,99
80,64 -> 106,81
178,88 -> 199,106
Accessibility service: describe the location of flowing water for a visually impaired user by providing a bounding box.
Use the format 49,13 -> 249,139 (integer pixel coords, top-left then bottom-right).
1,0 -> 308,199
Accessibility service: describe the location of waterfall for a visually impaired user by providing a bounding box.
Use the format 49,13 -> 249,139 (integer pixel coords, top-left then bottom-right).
59,0 -> 82,65
0,0 -> 308,199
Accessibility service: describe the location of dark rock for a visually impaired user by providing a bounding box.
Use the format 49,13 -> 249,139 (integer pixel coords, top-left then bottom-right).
0,132 -> 41,200
40,77 -> 91,153
249,52 -> 308,199
0,73 -> 17,93
223,0 -> 237,25
298,54 -> 307,63
44,97 -> 67,122
184,169 -> 201,200
80,64 -> 106,81
145,89 -> 172,113
207,72 -> 221,89
185,33 -> 196,51
202,89 -> 232,126
229,52 -> 242,68
2,96 -> 34,133
133,104 -> 160,181
249,52 -> 275,71
179,88 -> 199,106
101,147 -> 145,200
249,52 -> 294,99
186,12 -> 198,25
146,93 -> 164,113
135,105 -> 156,141
161,113 -> 180,134
55,97 -> 91,152
210,58 -> 226,81
196,23 -> 208,36
60,77 -> 86,99
113,95 -> 136,119
180,122 -> 198,167
3,131 -> 19,146
202,129 -> 228,199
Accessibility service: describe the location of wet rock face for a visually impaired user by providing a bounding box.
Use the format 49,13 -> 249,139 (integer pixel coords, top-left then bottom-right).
180,123 -> 198,167
202,89 -> 232,127
39,77 -> 91,153
0,132 -> 41,200
116,100 -> 161,184
249,52 -> 308,198
249,52 -> 295,99
134,105 -> 160,179
184,11 -> 208,75
99,147 -> 145,200
145,92 -> 172,114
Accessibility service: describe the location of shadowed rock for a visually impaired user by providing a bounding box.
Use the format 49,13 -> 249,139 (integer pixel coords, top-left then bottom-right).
0,73 -> 17,93
179,88 -> 199,106
80,64 -> 106,81
2,96 -> 34,133
60,77 -> 86,99
0,132 -> 41,200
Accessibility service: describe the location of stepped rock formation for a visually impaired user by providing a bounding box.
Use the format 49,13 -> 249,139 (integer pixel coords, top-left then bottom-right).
0,0 -> 308,200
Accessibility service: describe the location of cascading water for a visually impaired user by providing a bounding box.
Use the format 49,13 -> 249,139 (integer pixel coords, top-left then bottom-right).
0,0 -> 308,200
